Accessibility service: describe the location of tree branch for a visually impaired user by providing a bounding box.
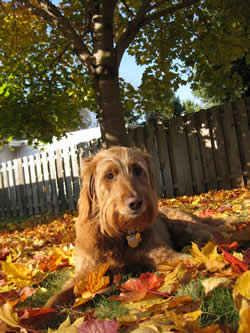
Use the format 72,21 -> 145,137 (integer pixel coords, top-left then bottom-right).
115,0 -> 151,67
19,0 -> 92,66
120,0 -> 135,17
115,0 -> 200,67
144,0 -> 200,25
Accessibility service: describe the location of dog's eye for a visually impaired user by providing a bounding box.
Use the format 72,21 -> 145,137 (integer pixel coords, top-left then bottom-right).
133,166 -> 143,176
105,172 -> 114,180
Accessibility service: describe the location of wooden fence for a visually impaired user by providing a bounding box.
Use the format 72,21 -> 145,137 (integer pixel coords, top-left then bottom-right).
0,98 -> 249,217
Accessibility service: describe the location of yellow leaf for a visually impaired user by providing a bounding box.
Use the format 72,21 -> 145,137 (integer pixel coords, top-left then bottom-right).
73,263 -> 110,307
122,313 -> 175,332
48,316 -> 84,333
202,277 -> 231,295
233,270 -> 250,300
237,298 -> 250,333
233,271 -> 250,311
2,261 -> 45,288
158,262 -> 192,294
192,198 -> 200,205
190,242 -> 226,272
2,261 -> 33,287
186,309 -> 202,320
124,298 -> 170,314
166,307 -> 200,331
232,252 -> 244,261
0,303 -> 19,328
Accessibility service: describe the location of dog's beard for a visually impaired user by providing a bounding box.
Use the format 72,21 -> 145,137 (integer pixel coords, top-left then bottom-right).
99,194 -> 158,238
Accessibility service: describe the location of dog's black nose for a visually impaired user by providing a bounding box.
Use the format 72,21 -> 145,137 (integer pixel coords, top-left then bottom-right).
127,196 -> 143,211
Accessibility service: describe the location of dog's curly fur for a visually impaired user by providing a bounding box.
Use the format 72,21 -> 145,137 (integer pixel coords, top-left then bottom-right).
45,146 -> 223,308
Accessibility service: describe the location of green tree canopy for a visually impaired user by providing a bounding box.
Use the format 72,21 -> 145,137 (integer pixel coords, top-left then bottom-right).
193,56 -> 250,107
0,0 -> 249,146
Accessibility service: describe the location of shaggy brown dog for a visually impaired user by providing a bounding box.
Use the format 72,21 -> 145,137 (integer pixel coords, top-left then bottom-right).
45,146 -> 219,308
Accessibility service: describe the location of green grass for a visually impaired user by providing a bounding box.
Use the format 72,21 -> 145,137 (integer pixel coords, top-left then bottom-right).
23,268 -> 74,308
201,286 -> 239,329
175,277 -> 239,329
93,297 -> 128,320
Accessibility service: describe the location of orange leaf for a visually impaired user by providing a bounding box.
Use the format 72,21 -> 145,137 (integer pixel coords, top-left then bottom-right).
74,263 -> 110,307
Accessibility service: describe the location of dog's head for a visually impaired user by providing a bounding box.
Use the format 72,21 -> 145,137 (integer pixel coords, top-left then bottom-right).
78,147 -> 158,238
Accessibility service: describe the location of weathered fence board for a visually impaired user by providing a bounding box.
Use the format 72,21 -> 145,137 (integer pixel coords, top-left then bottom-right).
0,98 -> 249,217
185,113 -> 205,194
223,103 -> 244,188
168,116 -> 193,196
232,99 -> 250,185
155,125 -> 174,198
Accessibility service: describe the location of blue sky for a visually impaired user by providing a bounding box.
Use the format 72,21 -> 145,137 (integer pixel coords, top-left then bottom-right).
120,52 -> 199,103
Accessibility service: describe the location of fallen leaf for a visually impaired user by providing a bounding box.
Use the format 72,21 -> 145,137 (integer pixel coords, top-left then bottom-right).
221,249 -> 248,272
38,246 -> 74,272
237,298 -> 250,333
77,317 -> 118,333
200,208 -> 215,217
17,307 -> 56,326
2,259 -> 46,289
190,242 -> 226,272
201,277 -> 231,295
166,296 -> 193,310
158,262 -> 192,295
0,302 -> 20,328
233,270 -> 250,311
74,263 -> 110,307
111,273 -> 164,303
48,316 -> 85,333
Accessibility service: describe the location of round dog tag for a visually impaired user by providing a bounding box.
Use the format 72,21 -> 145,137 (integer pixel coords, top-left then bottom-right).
127,232 -> 142,248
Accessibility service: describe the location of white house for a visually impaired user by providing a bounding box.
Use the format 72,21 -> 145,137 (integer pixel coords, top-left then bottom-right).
0,127 -> 101,163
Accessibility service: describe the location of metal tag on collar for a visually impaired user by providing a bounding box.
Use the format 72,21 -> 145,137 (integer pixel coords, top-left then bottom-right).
126,232 -> 142,248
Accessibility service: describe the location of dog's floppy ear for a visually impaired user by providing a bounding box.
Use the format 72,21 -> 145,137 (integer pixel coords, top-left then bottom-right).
78,156 -> 98,220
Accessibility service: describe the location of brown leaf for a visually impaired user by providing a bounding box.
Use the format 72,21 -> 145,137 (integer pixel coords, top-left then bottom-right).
17,307 -> 56,326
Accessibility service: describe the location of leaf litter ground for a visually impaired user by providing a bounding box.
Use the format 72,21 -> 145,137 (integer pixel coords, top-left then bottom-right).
0,186 -> 249,332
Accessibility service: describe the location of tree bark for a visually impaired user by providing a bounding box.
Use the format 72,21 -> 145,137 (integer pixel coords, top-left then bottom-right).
94,74 -> 129,147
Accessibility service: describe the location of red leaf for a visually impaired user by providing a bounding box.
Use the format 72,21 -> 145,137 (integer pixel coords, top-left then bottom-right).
221,249 -> 248,272
200,208 -> 215,217
77,317 -> 118,333
111,273 -> 165,302
121,273 -> 164,292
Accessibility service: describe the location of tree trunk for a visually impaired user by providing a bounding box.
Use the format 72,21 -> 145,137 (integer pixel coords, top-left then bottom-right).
90,1 -> 130,148
94,74 -> 129,147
